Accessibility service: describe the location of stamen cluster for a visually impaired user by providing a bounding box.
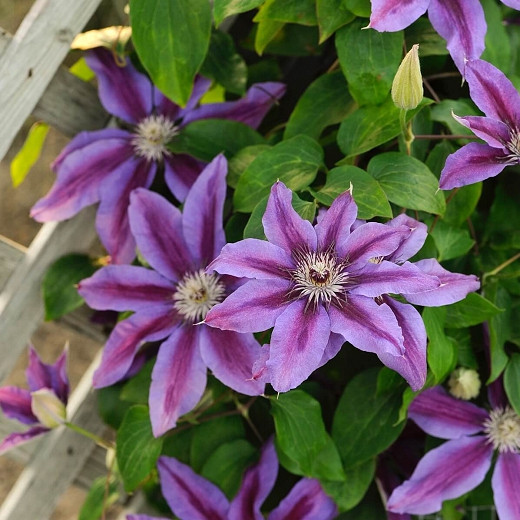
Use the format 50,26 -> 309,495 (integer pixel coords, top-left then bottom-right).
483,407 -> 520,453
132,114 -> 179,161
173,269 -> 226,323
289,248 -> 350,310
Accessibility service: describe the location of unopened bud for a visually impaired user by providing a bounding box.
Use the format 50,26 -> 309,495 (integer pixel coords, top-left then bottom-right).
392,44 -> 423,110
448,367 -> 481,400
31,389 -> 67,428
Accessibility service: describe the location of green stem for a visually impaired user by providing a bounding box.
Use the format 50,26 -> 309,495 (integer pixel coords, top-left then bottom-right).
483,251 -> 520,283
400,109 -> 414,155
64,422 -> 113,450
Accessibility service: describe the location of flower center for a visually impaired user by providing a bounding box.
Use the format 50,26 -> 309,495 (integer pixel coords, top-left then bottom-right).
504,129 -> 520,164
289,249 -> 349,310
132,114 -> 179,161
173,270 -> 226,323
483,407 -> 520,453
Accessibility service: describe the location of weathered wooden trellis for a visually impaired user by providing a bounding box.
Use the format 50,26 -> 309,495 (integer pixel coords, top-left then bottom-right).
0,0 -> 150,518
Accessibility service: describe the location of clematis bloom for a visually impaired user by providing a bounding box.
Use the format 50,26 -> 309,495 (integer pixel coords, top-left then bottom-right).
440,59 -> 520,189
31,47 -> 285,263
387,385 -> 520,519
0,345 -> 69,454
78,156 -> 263,437
368,0 -> 487,73
127,438 -> 337,520
205,182 -> 478,393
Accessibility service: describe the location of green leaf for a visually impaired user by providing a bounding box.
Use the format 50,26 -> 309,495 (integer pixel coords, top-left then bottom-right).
367,152 -> 445,215
481,0 -> 511,73
79,476 -> 119,520
316,0 -> 355,42
97,385 -> 132,430
130,0 -> 212,107
486,283 -> 511,382
201,440 -> 257,498
120,359 -> 154,405
170,119 -> 266,162
312,165 -> 392,220
270,390 -> 345,481
43,254 -> 97,321
504,353 -> 520,416
284,71 -> 354,140
116,405 -> 164,492
422,307 -> 457,382
10,122 -> 49,187
442,183 -> 482,227
430,99 -> 479,137
321,458 -> 375,512
69,57 -> 95,82
336,20 -> 403,106
255,22 -> 320,56
254,12 -> 285,55
404,18 -> 449,56
234,135 -> 323,212
332,368 -> 405,468
337,96 -> 432,157
190,415 -> 245,472
254,0 -> 317,26
244,192 -> 316,240
430,220 -> 475,262
228,144 -> 271,188
343,0 -> 370,17
214,0 -> 265,27
445,293 -> 503,329
201,31 -> 247,94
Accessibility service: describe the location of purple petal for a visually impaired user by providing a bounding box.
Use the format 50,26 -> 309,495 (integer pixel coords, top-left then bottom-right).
404,259 -> 480,306
465,59 -> 520,125
199,327 -> 264,396
127,516 -> 170,520
488,376 -> 508,410
377,297 -> 427,391
329,295 -> 405,356
26,345 -> 69,403
428,0 -> 486,73
452,114 -> 510,149
385,214 -> 428,263
268,478 -> 337,520
368,0 -> 429,31
492,452 -> 520,520
205,279 -> 291,333
340,222 -> 411,269
315,190 -> 357,251
177,75 -> 213,119
351,261 -> 440,298
86,48 -> 152,124
157,456 -> 229,520
96,157 -> 157,264
501,0 -> 520,7
439,142 -> 508,190
262,182 -> 317,254
129,189 -> 193,282
149,327 -> 207,437
408,386 -> 488,439
0,386 -> 38,424
229,439 -> 278,520
183,82 -> 286,129
317,332 -> 345,370
164,153 -> 206,203
0,426 -> 49,455
266,300 -> 331,392
207,239 -> 293,280
387,436 -> 492,515
182,155 -> 227,265
93,309 -> 178,388
78,265 -> 175,312
30,134 -> 134,222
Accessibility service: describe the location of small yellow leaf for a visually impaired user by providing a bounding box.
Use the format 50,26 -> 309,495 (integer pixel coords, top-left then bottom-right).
71,26 -> 132,51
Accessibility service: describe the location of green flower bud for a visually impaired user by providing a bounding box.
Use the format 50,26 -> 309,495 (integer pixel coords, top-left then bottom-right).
31,389 -> 67,428
392,44 -> 423,110
448,367 -> 481,401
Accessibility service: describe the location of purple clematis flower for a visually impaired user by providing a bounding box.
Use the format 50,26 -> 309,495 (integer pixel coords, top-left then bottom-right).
387,385 -> 520,519
0,345 -> 69,454
31,47 -> 285,264
440,59 -> 520,189
368,0 -> 487,73
78,155 -> 264,437
127,438 -> 337,520
205,182 -> 453,393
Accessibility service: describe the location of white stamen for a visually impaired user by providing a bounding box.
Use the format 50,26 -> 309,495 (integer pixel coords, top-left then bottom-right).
502,128 -> 520,165
132,114 -> 179,161
289,249 -> 350,310
483,407 -> 520,453
173,270 -> 226,323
